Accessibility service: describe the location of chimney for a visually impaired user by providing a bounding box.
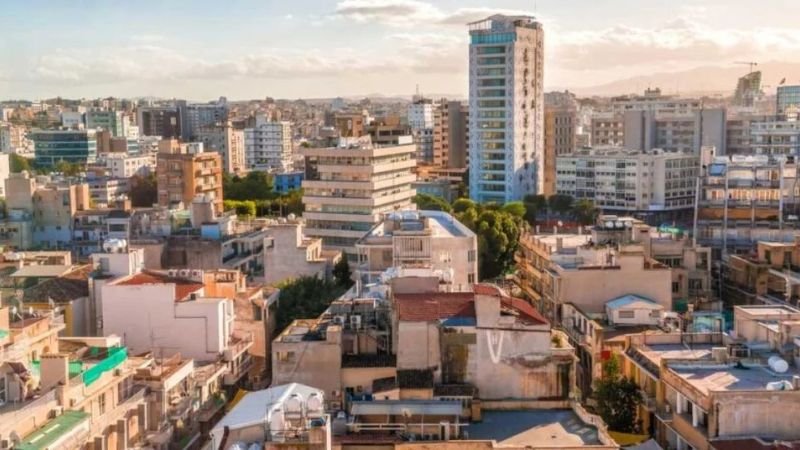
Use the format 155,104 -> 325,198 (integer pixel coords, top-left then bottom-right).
40,354 -> 70,391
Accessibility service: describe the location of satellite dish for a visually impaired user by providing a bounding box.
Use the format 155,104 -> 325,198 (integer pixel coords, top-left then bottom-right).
557,221 -> 563,227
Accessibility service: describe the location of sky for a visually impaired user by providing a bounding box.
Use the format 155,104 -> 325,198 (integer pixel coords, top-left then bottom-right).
2,0 -> 800,101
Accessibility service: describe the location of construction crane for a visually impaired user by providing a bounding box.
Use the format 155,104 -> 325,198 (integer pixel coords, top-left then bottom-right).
734,61 -> 759,74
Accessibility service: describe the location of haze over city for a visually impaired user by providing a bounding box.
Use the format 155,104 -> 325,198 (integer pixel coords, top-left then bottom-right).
3,0 -> 800,99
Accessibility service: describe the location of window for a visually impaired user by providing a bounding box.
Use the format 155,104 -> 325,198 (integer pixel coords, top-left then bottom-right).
277,351 -> 295,362
0,375 -> 6,405
618,310 -> 635,319
672,281 -> 680,293
252,304 -> 263,321
468,273 -> 475,283
98,393 -> 106,415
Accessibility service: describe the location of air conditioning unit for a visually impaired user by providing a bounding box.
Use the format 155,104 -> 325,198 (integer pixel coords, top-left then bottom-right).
191,270 -> 202,279
48,406 -> 63,418
333,315 -> 346,325
350,315 -> 361,330
168,269 -> 179,278
179,269 -> 191,278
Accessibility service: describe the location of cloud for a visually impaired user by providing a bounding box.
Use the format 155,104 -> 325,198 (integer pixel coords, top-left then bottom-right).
551,18 -> 800,72
333,0 -> 533,27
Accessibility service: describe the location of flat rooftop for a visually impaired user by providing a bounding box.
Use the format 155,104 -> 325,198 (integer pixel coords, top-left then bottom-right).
669,364 -> 800,394
638,343 -> 715,367
736,304 -> 800,316
465,410 -> 601,447
535,233 -> 590,251
363,210 -> 474,241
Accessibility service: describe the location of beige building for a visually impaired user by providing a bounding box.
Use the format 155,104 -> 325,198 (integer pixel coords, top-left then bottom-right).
156,142 -> 223,214
355,210 -> 478,288
623,304 -> 800,450
300,137 -> 417,259
262,220 -> 337,286
543,94 -> 579,196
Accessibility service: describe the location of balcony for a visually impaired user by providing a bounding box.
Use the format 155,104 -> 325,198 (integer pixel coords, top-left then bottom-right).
90,385 -> 147,435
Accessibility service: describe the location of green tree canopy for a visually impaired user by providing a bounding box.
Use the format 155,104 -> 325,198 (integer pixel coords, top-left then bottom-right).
451,198 -> 522,280
594,355 -> 643,433
223,200 -> 256,218
9,154 -> 32,173
223,171 -> 275,201
333,255 -> 354,288
274,276 -> 347,334
128,174 -> 157,207
548,194 -> 574,214
573,199 -> 600,226
412,193 -> 452,212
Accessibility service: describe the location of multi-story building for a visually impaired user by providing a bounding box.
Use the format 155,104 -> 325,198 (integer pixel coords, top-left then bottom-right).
623,305 -> 800,450
32,129 -> 98,167
722,237 -> 800,307
273,170 -> 304,193
366,116 -> 411,146
609,88 -> 702,115
543,94 -> 578,196
468,14 -> 544,202
777,85 -> 800,115
87,178 -> 130,208
725,113 -> 770,155
183,97 -> 228,140
105,153 -> 155,178
732,71 -> 762,107
445,100 -> 469,169
514,220 -> 673,324
156,144 -> 223,214
138,106 -> 182,138
355,210 -> 478,287
749,119 -> 800,155
694,154 -> 800,257
244,117 -> 293,170
591,113 -> 624,147
300,137 -> 417,259
0,153 -> 8,198
0,122 -> 31,154
556,148 -> 699,219
196,122 -> 246,173
333,112 -> 366,138
86,110 -> 124,136
409,98 -> 436,164
622,108 -> 727,155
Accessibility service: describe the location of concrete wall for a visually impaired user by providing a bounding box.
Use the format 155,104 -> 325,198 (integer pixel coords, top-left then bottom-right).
396,322 -> 440,371
101,283 -> 229,361
558,264 -> 672,314
271,339 -> 342,404
264,225 -> 329,285
341,367 -> 397,394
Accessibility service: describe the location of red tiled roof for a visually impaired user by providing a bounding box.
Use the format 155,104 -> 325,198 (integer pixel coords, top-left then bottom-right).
395,292 -> 475,321
115,271 -> 203,302
473,283 -> 505,297
501,297 -> 549,326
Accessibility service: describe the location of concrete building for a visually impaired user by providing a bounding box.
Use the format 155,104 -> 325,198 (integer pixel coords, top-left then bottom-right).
30,180 -> 91,248
622,108 -> 727,155
366,115 -> 412,147
0,122 -> 31,154
300,137 -> 417,259
138,106 -> 182,139
355,210 -> 478,288
468,15 -> 544,202
544,95 -> 578,196
101,269 -> 253,366
409,98 -> 437,164
725,113 -> 770,155
513,222 -> 673,324
196,122 -> 246,173
556,148 -> 699,218
273,170 -> 304,193
156,143 -> 223,214
105,153 -> 155,178
694,154 -> 800,256
623,305 -> 800,450
244,118 -> 293,170
749,119 -> 800,155
609,88 -> 702,115
263,220 -> 335,285
445,100 -> 469,169
87,178 -> 129,208
591,113 -> 624,147
723,238 -> 800,307
86,110 -> 124,136
32,129 -> 98,167
183,97 -> 228,140
334,112 -> 366,138
0,153 -> 8,197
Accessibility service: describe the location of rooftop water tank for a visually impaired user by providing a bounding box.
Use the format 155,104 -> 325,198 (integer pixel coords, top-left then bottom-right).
284,393 -> 304,415
768,355 -> 789,374
269,406 -> 285,436
306,392 -> 324,418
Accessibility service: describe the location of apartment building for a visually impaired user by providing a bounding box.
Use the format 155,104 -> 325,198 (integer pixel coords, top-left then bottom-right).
556,148 -> 699,219
724,113 -> 770,155
355,210 -> 478,288
514,221 -> 673,324
468,15 -> 544,202
409,98 -> 437,164
694,154 -> 800,257
138,106 -> 182,139
622,108 -> 727,155
591,113 -> 624,147
544,96 -> 579,196
749,119 -> 800,155
777,85 -> 800,115
32,129 -> 98,167
299,137 -> 417,259
182,98 -> 228,140
196,122 -> 246,173
105,153 -> 155,178
366,115 -> 411,146
623,304 -> 800,450
333,112 -> 366,138
0,122 -> 32,154
244,118 -> 293,170
156,143 -> 223,214
85,110 -> 125,136
723,238 -> 800,307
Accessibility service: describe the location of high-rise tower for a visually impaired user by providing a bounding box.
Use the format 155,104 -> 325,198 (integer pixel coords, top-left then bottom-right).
468,15 -> 544,203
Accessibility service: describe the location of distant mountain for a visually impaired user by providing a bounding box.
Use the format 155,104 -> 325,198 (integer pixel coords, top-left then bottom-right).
569,61 -> 800,97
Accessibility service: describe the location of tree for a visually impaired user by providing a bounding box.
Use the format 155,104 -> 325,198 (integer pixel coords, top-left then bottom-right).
54,160 -> 82,176
274,276 -> 347,334
594,355 -> 642,433
573,199 -> 600,226
522,194 -> 548,225
451,198 -> 522,280
223,200 -> 256,218
452,198 -> 477,214
333,255 -> 354,288
129,174 -> 157,207
412,193 -> 452,212
501,201 -> 526,219
548,194 -> 574,214
223,171 -> 275,201
9,154 -> 32,173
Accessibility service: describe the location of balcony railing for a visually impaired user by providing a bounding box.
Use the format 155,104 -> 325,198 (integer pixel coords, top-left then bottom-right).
91,385 -> 147,434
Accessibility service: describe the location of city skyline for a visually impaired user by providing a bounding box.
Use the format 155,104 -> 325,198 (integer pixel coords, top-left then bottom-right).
3,0 -> 800,100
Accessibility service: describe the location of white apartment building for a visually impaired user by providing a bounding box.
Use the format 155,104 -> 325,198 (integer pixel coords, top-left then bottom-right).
355,210 -> 478,288
750,119 -> 800,155
468,14 -> 544,202
105,153 -> 155,178
408,98 -> 437,163
300,137 -> 417,259
0,153 -> 8,197
556,147 -> 699,213
244,117 -> 292,170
